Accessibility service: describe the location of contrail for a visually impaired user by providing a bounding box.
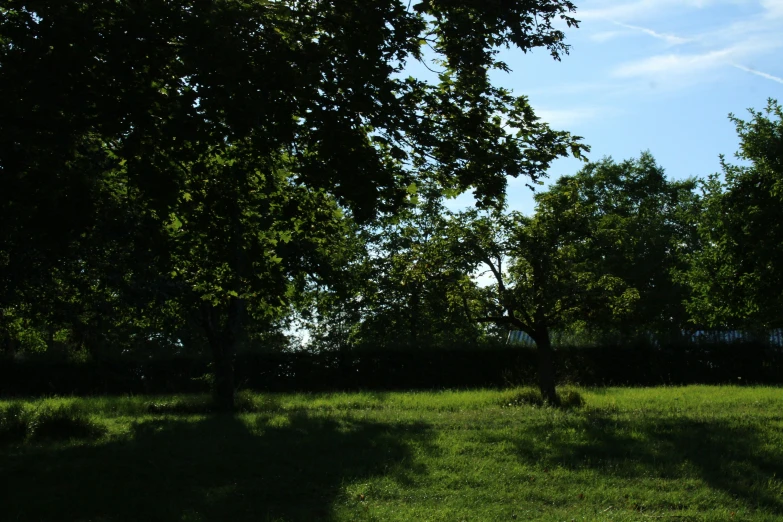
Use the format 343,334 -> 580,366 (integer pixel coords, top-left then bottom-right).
732,63 -> 783,84
612,21 -> 690,45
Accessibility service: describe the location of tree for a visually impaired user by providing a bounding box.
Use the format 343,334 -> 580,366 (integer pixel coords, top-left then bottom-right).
1,0 -> 587,408
312,187 -> 499,353
552,153 -> 700,338
686,99 -> 783,330
445,208 -> 605,403
448,153 -> 698,403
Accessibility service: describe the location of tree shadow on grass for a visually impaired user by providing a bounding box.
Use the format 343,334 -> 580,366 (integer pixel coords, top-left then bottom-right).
508,412 -> 783,514
0,410 -> 434,521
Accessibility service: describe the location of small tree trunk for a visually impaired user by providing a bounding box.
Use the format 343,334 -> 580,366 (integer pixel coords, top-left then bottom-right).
212,340 -> 235,412
409,287 -> 420,348
533,327 -> 559,405
201,300 -> 242,412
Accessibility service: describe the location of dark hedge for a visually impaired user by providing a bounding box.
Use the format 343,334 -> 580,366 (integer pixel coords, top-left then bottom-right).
1,342 -> 780,397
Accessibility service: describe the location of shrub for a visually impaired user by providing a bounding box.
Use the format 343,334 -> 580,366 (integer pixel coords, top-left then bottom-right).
146,392 -> 258,415
0,403 -> 28,444
27,406 -> 106,441
500,388 -> 545,407
500,387 -> 584,409
147,398 -> 213,415
558,389 -> 585,409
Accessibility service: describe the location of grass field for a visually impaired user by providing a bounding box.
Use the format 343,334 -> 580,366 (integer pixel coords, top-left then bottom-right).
1,386 -> 782,521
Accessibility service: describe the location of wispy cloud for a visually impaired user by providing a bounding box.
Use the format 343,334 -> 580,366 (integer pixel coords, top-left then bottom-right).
500,105 -> 615,132
590,30 -> 625,42
613,48 -> 735,79
731,63 -> 783,84
533,106 -> 614,128
528,1 -> 783,110
578,0 -> 730,22
761,0 -> 783,19
612,21 -> 691,45
612,37 -> 783,85
526,82 -> 626,97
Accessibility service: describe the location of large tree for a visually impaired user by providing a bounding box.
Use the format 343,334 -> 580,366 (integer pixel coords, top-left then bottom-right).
448,153 -> 698,403
1,0 -> 586,408
554,152 -> 700,337
686,99 -> 783,331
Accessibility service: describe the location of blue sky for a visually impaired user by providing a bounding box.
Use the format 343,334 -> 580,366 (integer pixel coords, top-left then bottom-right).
443,0 -> 783,214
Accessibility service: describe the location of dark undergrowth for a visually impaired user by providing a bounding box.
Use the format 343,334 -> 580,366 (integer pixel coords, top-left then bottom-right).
1,403 -> 106,444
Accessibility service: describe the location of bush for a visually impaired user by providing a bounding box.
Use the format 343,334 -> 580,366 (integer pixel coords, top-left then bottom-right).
27,406 -> 106,441
558,388 -> 585,408
146,392 -> 257,415
500,387 -> 584,409
500,388 -> 545,407
146,397 -> 213,415
0,403 -> 28,444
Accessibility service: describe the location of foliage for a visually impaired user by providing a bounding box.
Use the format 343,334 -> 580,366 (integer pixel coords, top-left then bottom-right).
547,152 -> 700,335
0,403 -> 26,444
300,189 -> 505,353
0,403 -> 106,444
26,405 -> 107,441
443,153 -> 698,401
685,99 -> 783,329
1,0 -> 587,408
527,153 -> 697,334
6,337 -> 781,397
499,386 -> 583,408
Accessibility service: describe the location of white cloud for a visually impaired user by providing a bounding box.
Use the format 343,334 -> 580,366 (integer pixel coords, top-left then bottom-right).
590,30 -> 625,42
613,48 -> 735,78
612,22 -> 691,45
692,1 -> 783,46
523,1 -> 783,105
525,82 -> 625,96
498,105 -> 612,132
534,106 -> 611,128
578,0 -> 735,22
578,1 -> 783,92
612,38 -> 783,83
731,63 -> 783,84
761,0 -> 783,18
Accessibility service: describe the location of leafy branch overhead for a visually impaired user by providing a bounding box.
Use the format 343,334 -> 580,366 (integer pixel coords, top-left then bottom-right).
0,0 -> 587,409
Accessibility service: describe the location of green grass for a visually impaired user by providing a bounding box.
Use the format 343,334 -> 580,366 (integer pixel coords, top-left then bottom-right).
1,386 -> 782,521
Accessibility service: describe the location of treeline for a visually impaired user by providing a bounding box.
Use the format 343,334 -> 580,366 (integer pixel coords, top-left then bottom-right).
4,343 -> 781,397
1,2 -> 782,406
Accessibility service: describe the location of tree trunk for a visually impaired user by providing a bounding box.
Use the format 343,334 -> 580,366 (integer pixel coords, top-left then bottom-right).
409,286 -> 420,348
201,299 -> 242,412
0,333 -> 15,357
0,312 -> 15,357
212,339 -> 235,412
533,327 -> 559,405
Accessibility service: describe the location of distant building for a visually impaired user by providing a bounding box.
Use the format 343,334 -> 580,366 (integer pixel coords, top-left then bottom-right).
506,330 -> 535,347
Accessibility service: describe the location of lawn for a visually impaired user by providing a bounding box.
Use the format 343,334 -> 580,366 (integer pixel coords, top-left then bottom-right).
1,386 -> 782,521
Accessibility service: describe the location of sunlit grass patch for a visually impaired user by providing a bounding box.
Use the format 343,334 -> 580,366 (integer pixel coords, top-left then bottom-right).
2,386 -> 783,521
1,402 -> 106,443
498,386 -> 584,408
27,404 -> 107,441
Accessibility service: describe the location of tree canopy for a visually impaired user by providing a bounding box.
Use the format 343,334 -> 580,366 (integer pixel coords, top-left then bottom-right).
685,99 -> 783,330
3,2 -> 783,408
0,0 -> 587,408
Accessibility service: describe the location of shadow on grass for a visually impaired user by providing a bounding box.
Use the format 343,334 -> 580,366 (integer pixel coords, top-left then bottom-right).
510,412 -> 783,513
0,410 -> 433,521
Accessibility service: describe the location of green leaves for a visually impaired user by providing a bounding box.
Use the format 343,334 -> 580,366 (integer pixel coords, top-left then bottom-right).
445,152 -> 698,341
1,0 -> 588,360
685,99 -> 783,329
